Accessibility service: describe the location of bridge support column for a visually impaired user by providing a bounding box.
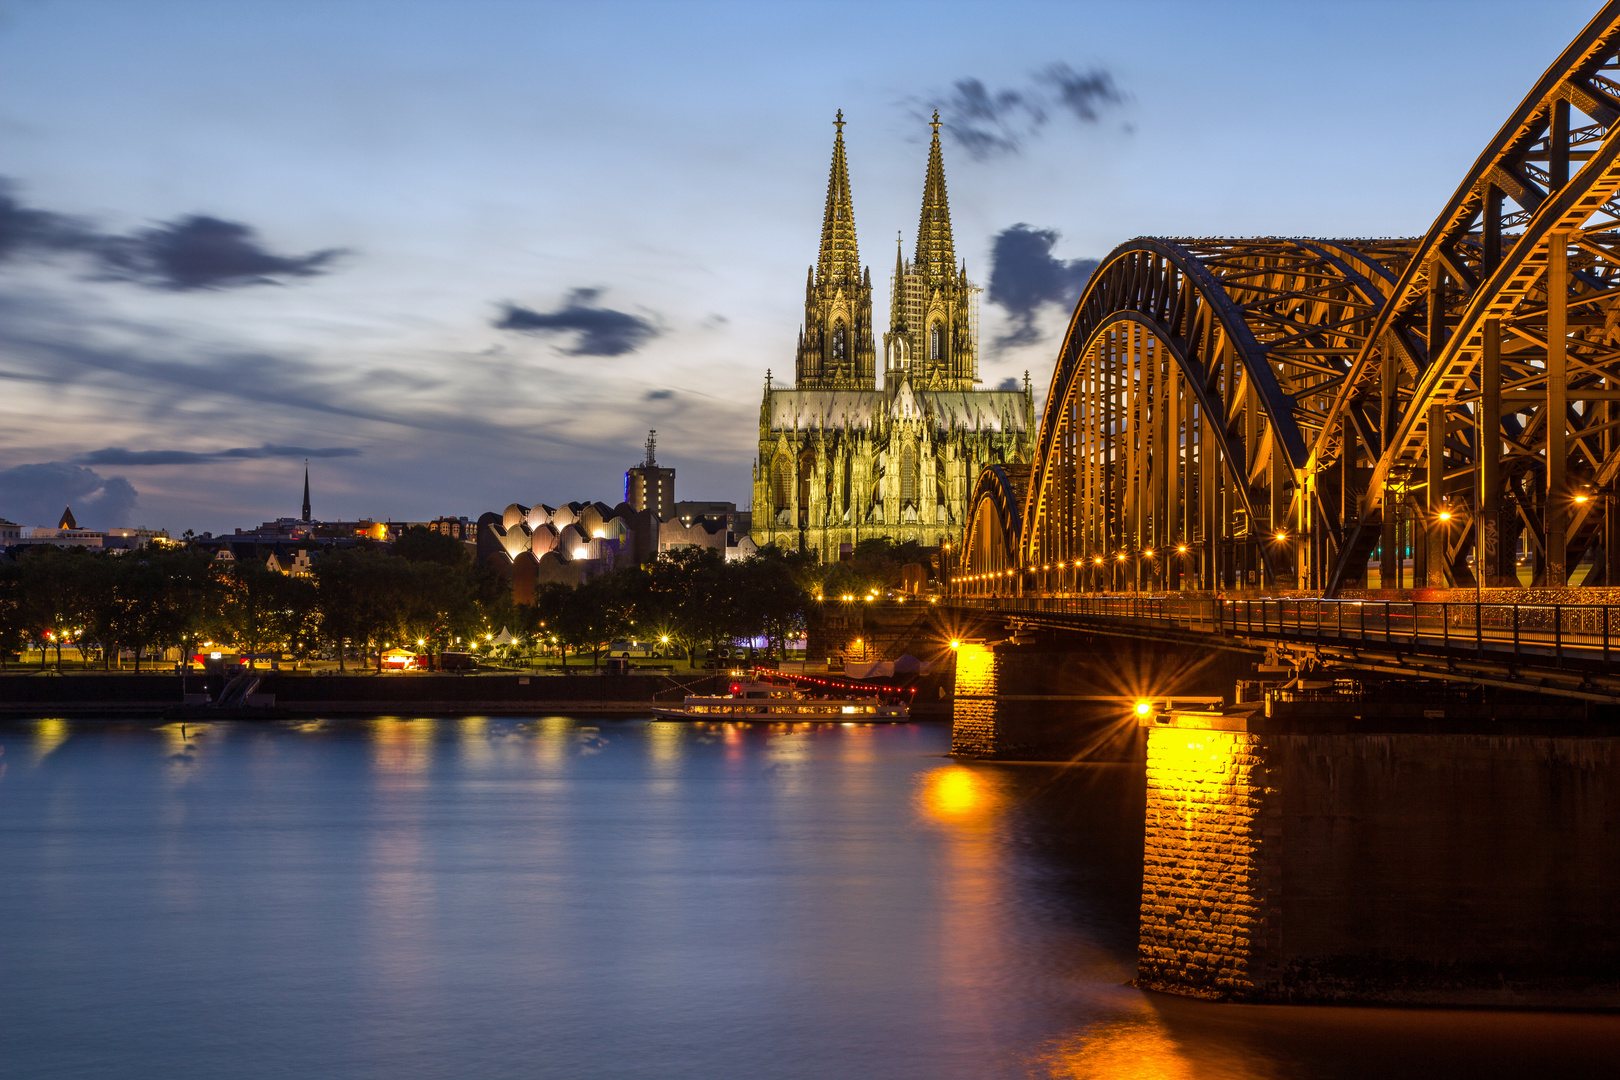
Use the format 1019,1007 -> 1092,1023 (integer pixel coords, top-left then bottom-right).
1138,710 -> 1620,1005
1380,489 -> 1401,590
1546,232 -> 1570,587
1479,318 -> 1509,588
1425,403 -> 1448,588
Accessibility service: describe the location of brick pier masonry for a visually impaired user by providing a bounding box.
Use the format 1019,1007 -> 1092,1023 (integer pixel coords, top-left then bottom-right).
949,636 -> 1620,1006
1139,711 -> 1620,1006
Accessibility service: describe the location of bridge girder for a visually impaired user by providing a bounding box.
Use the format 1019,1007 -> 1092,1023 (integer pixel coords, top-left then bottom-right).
1321,0 -> 1620,593
963,0 -> 1620,599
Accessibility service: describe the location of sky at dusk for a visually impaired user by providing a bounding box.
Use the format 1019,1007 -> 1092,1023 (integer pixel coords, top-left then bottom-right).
0,0 -> 1603,534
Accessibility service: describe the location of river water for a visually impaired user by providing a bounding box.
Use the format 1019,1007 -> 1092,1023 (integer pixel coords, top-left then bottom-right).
2,717 -> 1617,1079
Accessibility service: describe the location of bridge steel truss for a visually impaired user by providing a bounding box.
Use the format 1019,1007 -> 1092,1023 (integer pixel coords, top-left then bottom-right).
959,1 -> 1620,600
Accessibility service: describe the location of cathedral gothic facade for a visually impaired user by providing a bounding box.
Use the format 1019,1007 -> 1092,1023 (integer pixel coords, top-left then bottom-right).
751,112 -> 1034,561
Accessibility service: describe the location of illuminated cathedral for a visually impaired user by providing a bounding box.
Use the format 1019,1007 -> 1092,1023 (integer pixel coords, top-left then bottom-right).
750,111 -> 1034,561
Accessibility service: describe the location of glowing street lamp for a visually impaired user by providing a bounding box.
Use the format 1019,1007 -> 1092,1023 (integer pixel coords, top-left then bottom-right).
1134,700 -> 1152,717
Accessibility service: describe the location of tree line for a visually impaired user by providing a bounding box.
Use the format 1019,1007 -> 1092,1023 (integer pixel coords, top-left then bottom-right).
0,527 -> 867,672
524,544 -> 820,668
0,528 -> 511,671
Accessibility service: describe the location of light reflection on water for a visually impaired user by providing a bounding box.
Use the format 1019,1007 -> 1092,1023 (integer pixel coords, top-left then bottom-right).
2,716 -> 1618,1080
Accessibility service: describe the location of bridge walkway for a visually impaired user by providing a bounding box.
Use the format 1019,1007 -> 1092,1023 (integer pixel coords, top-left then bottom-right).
951,594 -> 1620,702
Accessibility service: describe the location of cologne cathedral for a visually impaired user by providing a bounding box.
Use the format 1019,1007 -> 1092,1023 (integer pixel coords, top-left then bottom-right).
750,112 -> 1035,561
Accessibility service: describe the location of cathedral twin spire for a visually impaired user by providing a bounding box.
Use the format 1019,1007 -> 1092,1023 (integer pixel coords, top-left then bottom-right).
913,111 -> 957,285
817,111 -> 862,290
794,110 -> 976,392
796,110 -> 876,389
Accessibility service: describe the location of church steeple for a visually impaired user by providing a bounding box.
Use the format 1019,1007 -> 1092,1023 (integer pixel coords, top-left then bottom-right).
301,461 -> 311,523
913,110 -> 956,286
887,111 -> 978,391
817,110 -> 861,289
794,111 -> 876,390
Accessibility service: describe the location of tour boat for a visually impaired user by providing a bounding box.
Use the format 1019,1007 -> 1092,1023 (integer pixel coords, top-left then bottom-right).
649,680 -> 910,722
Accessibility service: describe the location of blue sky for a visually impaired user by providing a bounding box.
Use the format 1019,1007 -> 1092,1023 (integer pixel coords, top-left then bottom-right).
0,0 -> 1602,532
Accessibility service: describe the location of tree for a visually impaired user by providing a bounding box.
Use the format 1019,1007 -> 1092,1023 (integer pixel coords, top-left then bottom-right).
143,549 -> 219,670
15,547 -> 98,669
734,548 -> 813,659
0,561 -> 27,668
642,547 -> 730,668
393,525 -> 471,566
314,548 -> 407,671
209,557 -> 316,664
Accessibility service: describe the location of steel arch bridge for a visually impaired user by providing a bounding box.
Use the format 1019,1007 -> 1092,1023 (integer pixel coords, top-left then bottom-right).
960,1 -> 1620,601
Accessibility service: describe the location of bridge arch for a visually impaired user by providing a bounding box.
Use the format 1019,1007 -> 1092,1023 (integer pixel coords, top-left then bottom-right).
1320,1 -> 1620,592
957,463 -> 1027,596
1017,237 -> 1413,593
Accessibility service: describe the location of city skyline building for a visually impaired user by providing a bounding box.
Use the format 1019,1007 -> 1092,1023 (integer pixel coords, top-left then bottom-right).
625,429 -> 677,520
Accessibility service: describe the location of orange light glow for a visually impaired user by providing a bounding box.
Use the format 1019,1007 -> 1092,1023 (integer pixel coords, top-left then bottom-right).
917,764 -> 1002,825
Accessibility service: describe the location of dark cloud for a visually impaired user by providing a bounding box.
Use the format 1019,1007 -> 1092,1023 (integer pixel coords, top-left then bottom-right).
987,224 -> 1098,347
94,216 -> 344,290
0,180 -> 93,259
918,64 -> 1124,160
1038,64 -> 1122,123
0,461 -> 138,529
494,289 -> 659,357
0,179 -> 344,290
995,376 -> 1020,391
644,389 -> 675,401
78,444 -> 362,466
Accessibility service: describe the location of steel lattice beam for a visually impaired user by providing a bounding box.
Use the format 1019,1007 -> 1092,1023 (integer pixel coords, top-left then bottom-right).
960,1 -> 1620,601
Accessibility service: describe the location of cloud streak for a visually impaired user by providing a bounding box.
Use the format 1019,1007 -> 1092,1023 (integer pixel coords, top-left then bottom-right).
917,64 -> 1124,160
78,444 -> 363,466
987,224 -> 1098,347
0,179 -> 344,290
494,288 -> 660,356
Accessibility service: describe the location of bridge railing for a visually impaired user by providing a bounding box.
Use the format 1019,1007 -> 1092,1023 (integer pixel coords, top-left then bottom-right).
951,595 -> 1620,669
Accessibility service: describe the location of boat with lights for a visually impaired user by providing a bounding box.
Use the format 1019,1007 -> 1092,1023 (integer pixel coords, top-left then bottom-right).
649,680 -> 910,721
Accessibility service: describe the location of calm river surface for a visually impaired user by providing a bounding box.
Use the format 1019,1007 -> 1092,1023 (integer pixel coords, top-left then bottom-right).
3,716 -> 1619,1079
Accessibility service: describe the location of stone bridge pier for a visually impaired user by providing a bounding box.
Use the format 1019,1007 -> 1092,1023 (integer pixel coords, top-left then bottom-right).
950,630 -> 1620,1006
1138,709 -> 1620,1006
